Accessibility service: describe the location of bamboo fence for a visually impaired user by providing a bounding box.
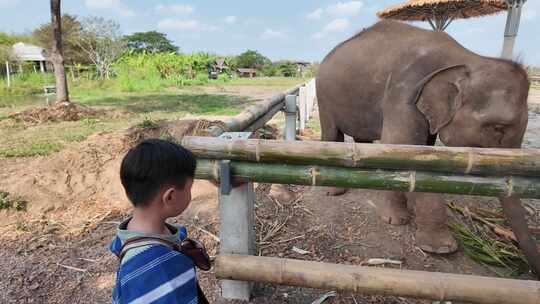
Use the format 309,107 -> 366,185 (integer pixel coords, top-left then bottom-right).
215,254 -> 540,304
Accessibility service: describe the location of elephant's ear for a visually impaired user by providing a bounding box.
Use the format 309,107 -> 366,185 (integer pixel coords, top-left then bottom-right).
414,65 -> 470,135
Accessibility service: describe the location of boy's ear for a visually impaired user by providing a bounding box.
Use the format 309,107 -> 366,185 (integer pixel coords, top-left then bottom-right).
161,187 -> 175,204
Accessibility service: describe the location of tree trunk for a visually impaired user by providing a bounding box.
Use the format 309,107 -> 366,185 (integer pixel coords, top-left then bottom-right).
50,0 -> 69,103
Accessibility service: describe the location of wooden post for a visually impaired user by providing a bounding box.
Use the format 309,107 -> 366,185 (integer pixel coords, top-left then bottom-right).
219,183 -> 255,301
5,61 -> 10,87
39,61 -> 45,73
284,95 -> 297,141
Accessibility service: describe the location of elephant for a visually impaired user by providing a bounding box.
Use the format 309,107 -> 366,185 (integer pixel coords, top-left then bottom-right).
316,20 -> 540,275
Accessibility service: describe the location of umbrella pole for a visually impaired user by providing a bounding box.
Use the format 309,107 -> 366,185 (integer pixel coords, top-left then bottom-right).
501,0 -> 526,59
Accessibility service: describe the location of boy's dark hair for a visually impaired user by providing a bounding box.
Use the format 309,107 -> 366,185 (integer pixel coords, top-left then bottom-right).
120,139 -> 196,207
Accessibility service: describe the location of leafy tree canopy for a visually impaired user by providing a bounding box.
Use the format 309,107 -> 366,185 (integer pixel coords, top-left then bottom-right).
33,14 -> 89,64
125,31 -> 178,54
234,50 -> 270,69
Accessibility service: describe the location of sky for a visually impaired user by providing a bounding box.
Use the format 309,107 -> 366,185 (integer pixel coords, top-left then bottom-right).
0,0 -> 539,65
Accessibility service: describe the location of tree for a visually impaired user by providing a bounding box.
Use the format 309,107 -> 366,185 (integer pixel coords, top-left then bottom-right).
33,14 -> 89,64
235,50 -> 270,69
77,17 -> 127,79
49,0 -> 69,103
125,31 -> 178,54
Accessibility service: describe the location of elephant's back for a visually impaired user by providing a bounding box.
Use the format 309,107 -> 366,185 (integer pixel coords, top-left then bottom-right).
316,20 -> 460,139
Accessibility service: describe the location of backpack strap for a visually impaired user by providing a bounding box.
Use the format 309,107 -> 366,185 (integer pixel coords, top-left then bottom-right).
119,236 -> 180,261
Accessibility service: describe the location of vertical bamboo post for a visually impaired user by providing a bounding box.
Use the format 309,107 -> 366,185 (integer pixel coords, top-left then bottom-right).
5,61 -> 10,87
284,94 -> 297,141
218,153 -> 255,302
39,61 -> 45,73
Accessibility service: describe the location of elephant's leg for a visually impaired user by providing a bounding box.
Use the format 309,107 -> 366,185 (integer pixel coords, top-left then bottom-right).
320,116 -> 347,196
377,191 -> 410,225
412,192 -> 458,254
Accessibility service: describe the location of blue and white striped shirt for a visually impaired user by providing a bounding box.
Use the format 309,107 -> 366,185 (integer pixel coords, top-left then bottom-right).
110,220 -> 198,304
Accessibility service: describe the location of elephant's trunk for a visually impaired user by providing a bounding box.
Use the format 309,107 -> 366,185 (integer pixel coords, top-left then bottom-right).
499,195 -> 540,277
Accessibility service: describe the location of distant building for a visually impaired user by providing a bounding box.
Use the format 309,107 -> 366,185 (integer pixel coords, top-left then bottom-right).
236,68 -> 257,78
208,58 -> 230,79
11,42 -> 50,73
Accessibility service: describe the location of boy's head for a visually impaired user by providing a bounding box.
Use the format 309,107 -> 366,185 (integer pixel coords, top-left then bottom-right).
120,139 -> 196,217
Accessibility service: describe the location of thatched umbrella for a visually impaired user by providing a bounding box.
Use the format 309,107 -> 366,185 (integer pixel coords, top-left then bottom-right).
377,0 -> 527,58
377,0 -> 507,31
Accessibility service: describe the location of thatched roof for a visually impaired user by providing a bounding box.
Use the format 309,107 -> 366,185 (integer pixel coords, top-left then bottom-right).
377,0 -> 507,21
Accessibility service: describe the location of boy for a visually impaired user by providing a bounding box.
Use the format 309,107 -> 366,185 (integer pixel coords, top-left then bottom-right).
109,139 -> 200,304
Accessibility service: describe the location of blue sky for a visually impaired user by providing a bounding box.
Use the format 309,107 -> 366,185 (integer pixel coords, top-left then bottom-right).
0,0 -> 539,65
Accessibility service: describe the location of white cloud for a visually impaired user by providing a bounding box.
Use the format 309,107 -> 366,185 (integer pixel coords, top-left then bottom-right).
155,4 -> 194,15
260,29 -> 288,39
84,0 -> 135,17
323,18 -> 350,33
158,18 -> 220,32
306,8 -> 324,20
223,16 -> 237,24
312,18 -> 351,39
327,1 -> 364,17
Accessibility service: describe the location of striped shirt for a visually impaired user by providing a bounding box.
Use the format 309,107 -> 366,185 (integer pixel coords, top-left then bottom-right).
110,219 -> 198,304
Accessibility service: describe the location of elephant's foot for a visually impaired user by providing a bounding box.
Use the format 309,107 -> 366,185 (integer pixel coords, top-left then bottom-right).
325,187 -> 347,196
415,227 -> 458,254
376,194 -> 410,225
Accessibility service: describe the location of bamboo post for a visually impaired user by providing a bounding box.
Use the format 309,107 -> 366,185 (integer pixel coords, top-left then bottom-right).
5,61 -> 10,87
219,183 -> 255,301
194,160 -> 540,199
215,255 -> 540,304
39,61 -> 45,73
284,95 -> 297,141
182,137 -> 540,177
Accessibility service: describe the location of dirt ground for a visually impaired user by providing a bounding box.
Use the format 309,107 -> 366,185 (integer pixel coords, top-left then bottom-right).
1,87 -> 539,304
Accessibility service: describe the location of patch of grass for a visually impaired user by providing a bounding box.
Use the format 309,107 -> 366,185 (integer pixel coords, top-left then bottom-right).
77,92 -> 251,115
138,116 -> 159,129
0,90 -> 255,158
0,191 -> 27,211
449,220 -> 529,276
0,141 -> 62,157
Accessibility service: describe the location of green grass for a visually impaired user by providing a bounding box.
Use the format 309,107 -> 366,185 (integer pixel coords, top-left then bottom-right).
0,90 -> 255,157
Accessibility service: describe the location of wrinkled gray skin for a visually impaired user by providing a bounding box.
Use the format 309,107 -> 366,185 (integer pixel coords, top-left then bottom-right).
317,20 -> 539,275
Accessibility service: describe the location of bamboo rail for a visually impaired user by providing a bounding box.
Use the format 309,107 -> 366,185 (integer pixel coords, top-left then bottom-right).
183,137 -> 540,177
215,255 -> 540,304
195,159 -> 540,198
206,85 -> 301,137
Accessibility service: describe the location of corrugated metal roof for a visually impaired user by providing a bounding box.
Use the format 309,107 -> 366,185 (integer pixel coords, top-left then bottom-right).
12,42 -> 48,61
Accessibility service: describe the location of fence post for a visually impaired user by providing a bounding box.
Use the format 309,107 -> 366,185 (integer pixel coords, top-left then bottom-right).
218,133 -> 255,301
5,61 -> 10,87
219,181 -> 255,301
284,94 -> 297,141
298,86 -> 307,131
